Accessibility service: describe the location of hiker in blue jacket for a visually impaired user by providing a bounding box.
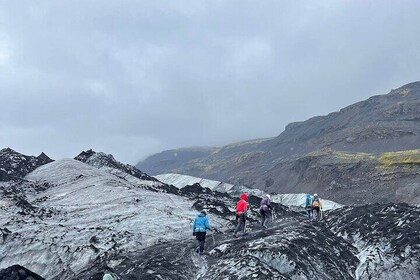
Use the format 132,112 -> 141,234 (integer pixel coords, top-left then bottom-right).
193,210 -> 212,254
304,194 -> 313,220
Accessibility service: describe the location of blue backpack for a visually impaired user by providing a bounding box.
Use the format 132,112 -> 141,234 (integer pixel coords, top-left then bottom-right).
305,196 -> 312,208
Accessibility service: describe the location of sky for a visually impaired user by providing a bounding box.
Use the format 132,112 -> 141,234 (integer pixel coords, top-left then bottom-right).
1,0 -> 420,165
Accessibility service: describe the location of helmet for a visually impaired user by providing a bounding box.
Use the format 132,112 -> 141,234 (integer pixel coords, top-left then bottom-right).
313,193 -> 318,197
266,194 -> 271,200
103,274 -> 114,280
240,193 -> 248,200
200,210 -> 207,215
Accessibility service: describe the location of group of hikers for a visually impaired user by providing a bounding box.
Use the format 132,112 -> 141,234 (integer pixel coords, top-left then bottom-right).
305,193 -> 323,221
192,192 -> 323,255
100,192 -> 323,278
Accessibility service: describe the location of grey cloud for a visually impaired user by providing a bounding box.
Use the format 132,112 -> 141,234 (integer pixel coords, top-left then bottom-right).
1,0 -> 420,164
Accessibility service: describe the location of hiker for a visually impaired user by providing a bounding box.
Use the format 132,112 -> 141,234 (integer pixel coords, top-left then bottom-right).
192,210 -> 212,254
259,194 -> 273,228
304,193 -> 313,220
311,193 -> 323,221
103,273 -> 114,280
233,192 -> 248,237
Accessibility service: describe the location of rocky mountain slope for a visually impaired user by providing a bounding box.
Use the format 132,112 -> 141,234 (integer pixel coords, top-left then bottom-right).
0,154 -> 217,279
138,147 -> 218,176
75,149 -> 158,183
1,149 -> 419,279
70,189 -> 420,280
136,81 -> 420,206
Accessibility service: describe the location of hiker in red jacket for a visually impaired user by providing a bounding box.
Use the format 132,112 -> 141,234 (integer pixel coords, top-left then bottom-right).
233,192 -> 248,237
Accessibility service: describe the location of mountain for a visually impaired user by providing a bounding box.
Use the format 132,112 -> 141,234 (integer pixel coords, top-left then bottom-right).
138,146 -> 218,176
136,81 -> 420,206
0,148 -> 53,181
0,150 -> 419,279
0,157 -> 209,279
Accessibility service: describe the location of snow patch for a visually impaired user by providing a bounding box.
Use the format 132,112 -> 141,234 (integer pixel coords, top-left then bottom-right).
155,173 -> 234,192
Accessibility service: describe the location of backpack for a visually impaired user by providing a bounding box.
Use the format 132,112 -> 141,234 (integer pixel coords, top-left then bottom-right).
312,198 -> 320,207
305,197 -> 311,208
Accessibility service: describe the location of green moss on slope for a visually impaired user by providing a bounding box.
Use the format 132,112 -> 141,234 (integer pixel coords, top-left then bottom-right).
378,149 -> 420,169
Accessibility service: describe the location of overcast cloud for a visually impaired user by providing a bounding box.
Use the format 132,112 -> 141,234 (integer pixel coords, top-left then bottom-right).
1,0 -> 419,164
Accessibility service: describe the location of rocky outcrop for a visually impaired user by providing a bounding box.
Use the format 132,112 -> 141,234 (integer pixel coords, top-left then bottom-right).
0,148 -> 53,181
75,149 -> 158,182
0,265 -> 45,280
324,203 -> 420,279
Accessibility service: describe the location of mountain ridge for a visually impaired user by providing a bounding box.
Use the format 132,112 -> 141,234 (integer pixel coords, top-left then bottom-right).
136,81 -> 420,206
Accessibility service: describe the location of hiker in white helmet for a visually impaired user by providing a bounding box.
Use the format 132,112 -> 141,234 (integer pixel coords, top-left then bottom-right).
311,193 -> 323,222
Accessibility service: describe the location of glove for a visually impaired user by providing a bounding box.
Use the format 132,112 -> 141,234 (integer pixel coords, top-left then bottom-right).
193,232 -> 196,236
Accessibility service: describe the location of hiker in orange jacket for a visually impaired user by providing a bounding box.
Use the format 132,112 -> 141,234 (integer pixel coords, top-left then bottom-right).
233,193 -> 248,237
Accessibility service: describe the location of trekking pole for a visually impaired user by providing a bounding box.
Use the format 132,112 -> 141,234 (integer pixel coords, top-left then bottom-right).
243,213 -> 247,234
